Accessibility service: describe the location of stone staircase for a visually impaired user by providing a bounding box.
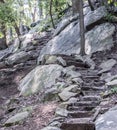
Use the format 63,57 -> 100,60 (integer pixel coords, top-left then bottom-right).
58,60 -> 106,130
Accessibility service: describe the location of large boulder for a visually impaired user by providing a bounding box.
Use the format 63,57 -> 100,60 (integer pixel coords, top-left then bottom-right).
96,105 -> 117,130
5,111 -> 29,126
98,59 -> 116,74
0,46 -> 13,61
5,51 -> 32,65
19,64 -> 64,96
38,7 -> 115,62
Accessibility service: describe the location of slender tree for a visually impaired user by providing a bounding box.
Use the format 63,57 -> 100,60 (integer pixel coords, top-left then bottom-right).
88,0 -> 95,11
72,0 -> 80,15
49,0 -> 55,29
79,0 -> 85,56
0,0 -> 7,48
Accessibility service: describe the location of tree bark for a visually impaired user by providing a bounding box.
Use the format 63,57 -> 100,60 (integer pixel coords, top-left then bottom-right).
79,0 -> 85,56
72,0 -> 80,15
38,0 -> 43,19
49,0 -> 55,29
88,0 -> 95,11
0,0 -> 8,48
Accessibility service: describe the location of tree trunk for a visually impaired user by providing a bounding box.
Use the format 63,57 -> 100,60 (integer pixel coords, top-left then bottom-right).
79,0 -> 85,56
1,24 -> 7,47
88,0 -> 95,11
0,0 -> 7,48
38,0 -> 43,19
49,0 -> 55,29
72,0 -> 80,15
14,22 -> 20,37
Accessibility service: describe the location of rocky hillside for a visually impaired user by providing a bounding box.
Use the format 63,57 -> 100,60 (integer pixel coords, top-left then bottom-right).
0,4 -> 117,130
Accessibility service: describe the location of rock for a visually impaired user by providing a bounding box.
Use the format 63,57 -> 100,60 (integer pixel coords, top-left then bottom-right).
54,6 -> 106,37
100,73 -> 111,81
68,97 -> 78,103
98,59 -> 116,74
59,91 -> 77,101
84,56 -> 95,70
54,82 -> 67,91
71,77 -> 83,84
13,38 -> 21,52
14,33 -> 38,49
84,6 -> 107,29
0,61 -> 5,69
5,51 -> 31,65
58,84 -> 81,101
57,57 -> 67,67
39,22 -> 114,60
65,65 -> 76,71
85,23 -> 114,54
64,68 -> 81,78
105,74 -> 117,83
58,85 -> 80,101
43,88 -> 59,101
106,79 -> 117,86
45,56 -> 66,66
96,105 -> 117,130
45,55 -> 57,64
53,17 -> 72,37
0,46 -> 13,61
74,54 -> 95,69
62,85 -> 81,93
38,7 -> 114,60
55,103 -> 68,117
22,106 -> 34,113
19,64 -> 63,96
29,20 -> 50,34
21,38 -> 34,49
42,126 -> 61,130
40,55 -> 67,66
56,107 -> 68,117
5,111 -> 29,126
49,121 -> 62,127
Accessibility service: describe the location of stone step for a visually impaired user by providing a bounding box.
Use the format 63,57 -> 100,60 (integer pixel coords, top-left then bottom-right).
81,86 -> 105,91
83,90 -> 102,96
61,118 -> 95,130
80,71 -> 98,76
83,75 -> 99,79
81,95 -> 101,101
67,105 -> 96,111
69,101 -> 100,107
68,110 -> 94,118
66,61 -> 89,68
93,81 -> 105,86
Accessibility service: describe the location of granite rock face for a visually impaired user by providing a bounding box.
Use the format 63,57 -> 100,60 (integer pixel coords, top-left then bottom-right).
19,64 -> 64,96
38,6 -> 115,62
96,105 -> 117,130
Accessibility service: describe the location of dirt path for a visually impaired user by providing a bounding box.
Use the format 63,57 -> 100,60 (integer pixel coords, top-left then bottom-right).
0,32 -> 52,105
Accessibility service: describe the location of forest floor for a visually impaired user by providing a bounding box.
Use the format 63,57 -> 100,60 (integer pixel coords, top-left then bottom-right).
0,32 -> 117,130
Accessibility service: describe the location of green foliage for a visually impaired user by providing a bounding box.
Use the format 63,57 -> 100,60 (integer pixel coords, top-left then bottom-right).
0,2 -> 16,26
105,13 -> 114,21
108,0 -> 117,6
110,86 -> 117,94
0,32 -> 4,38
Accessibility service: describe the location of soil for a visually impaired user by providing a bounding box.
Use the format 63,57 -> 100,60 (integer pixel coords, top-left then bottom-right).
1,102 -> 58,130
